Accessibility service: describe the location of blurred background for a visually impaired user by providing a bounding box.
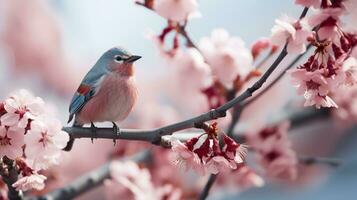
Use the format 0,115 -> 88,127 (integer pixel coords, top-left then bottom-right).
0,0 -> 355,199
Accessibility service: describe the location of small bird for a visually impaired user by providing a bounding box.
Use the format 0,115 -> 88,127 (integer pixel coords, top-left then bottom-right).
64,47 -> 141,151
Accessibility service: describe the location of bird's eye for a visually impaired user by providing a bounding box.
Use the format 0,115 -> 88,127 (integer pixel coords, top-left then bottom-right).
114,55 -> 123,63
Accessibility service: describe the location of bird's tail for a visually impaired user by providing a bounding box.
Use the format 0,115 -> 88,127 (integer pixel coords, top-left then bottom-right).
63,120 -> 82,151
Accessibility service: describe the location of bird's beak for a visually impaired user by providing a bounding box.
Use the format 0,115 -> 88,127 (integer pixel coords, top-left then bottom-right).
125,55 -> 142,63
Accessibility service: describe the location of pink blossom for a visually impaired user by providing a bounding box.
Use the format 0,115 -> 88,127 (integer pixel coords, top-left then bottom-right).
0,125 -> 24,159
153,0 -> 200,22
12,173 -> 46,191
247,122 -> 298,180
2,0 -> 80,95
258,146 -> 298,180
170,48 -> 213,91
170,123 -> 247,175
1,89 -> 44,128
164,48 -> 212,113
235,165 -> 265,188
271,16 -> 312,54
342,57 -> 357,85
108,161 -> 182,200
308,8 -> 345,40
109,161 -> 156,200
170,138 -> 205,175
333,84 -> 357,122
199,29 -> 253,87
295,0 -> 321,8
25,116 -> 69,170
222,134 -> 247,164
289,68 -> 338,108
205,156 -> 237,174
251,37 -> 274,59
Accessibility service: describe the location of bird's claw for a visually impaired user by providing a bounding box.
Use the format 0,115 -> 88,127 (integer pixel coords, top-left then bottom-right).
112,122 -> 120,145
90,122 -> 97,143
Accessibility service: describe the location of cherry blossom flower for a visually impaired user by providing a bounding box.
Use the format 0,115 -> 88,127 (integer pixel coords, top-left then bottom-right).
12,173 -> 46,191
153,0 -> 200,22
199,29 -> 254,87
170,137 -> 206,175
235,165 -> 265,188
170,123 -> 247,175
108,161 -> 182,200
342,56 -> 357,85
170,48 -> 213,91
289,68 -> 338,108
247,122 -> 298,180
333,84 -> 357,122
1,89 -> 45,128
24,116 -> 69,170
251,37 -> 277,59
308,7 -> 345,40
0,125 -> 24,159
271,15 -> 312,54
2,0 -> 80,95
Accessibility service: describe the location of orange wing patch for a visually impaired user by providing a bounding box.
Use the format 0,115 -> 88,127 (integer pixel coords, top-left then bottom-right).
77,84 -> 91,95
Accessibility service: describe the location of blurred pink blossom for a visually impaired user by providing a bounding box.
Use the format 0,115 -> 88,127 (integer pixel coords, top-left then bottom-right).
153,0 -> 200,22
342,56 -> 357,86
247,122 -> 298,180
1,0 -> 81,94
234,165 -> 265,189
333,84 -> 357,122
251,37 -> 276,59
199,29 -> 253,87
12,173 -> 46,191
107,161 -> 182,200
271,15 -> 312,54
170,48 -> 213,91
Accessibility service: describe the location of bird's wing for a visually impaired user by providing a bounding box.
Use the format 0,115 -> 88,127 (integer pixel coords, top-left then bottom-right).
68,65 -> 108,123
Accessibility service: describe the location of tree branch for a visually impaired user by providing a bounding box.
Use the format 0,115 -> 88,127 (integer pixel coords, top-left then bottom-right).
199,174 -> 217,200
34,151 -> 151,200
63,35 -> 288,147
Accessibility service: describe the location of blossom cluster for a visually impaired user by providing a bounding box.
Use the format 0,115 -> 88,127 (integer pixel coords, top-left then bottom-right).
106,160 -> 182,200
247,122 -> 298,180
271,0 -> 357,108
0,89 -> 68,191
170,123 -> 247,175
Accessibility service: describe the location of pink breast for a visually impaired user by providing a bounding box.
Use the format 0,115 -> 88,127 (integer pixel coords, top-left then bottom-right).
76,74 -> 137,124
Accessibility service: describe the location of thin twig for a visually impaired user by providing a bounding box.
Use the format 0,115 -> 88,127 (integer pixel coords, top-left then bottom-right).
245,43 -> 313,106
34,151 -> 151,200
299,155 -> 341,167
199,174 -> 217,200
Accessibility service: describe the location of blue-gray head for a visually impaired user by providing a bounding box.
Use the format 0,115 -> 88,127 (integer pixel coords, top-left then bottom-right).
101,46 -> 141,76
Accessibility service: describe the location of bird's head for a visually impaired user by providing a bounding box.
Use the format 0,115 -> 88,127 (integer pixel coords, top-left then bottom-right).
103,46 -> 141,76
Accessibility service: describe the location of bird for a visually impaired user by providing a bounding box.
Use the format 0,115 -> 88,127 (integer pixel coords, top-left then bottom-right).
64,46 -> 141,151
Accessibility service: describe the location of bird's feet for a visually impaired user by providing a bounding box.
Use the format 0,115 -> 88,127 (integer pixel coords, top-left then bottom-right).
90,122 -> 97,143
112,122 -> 121,145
